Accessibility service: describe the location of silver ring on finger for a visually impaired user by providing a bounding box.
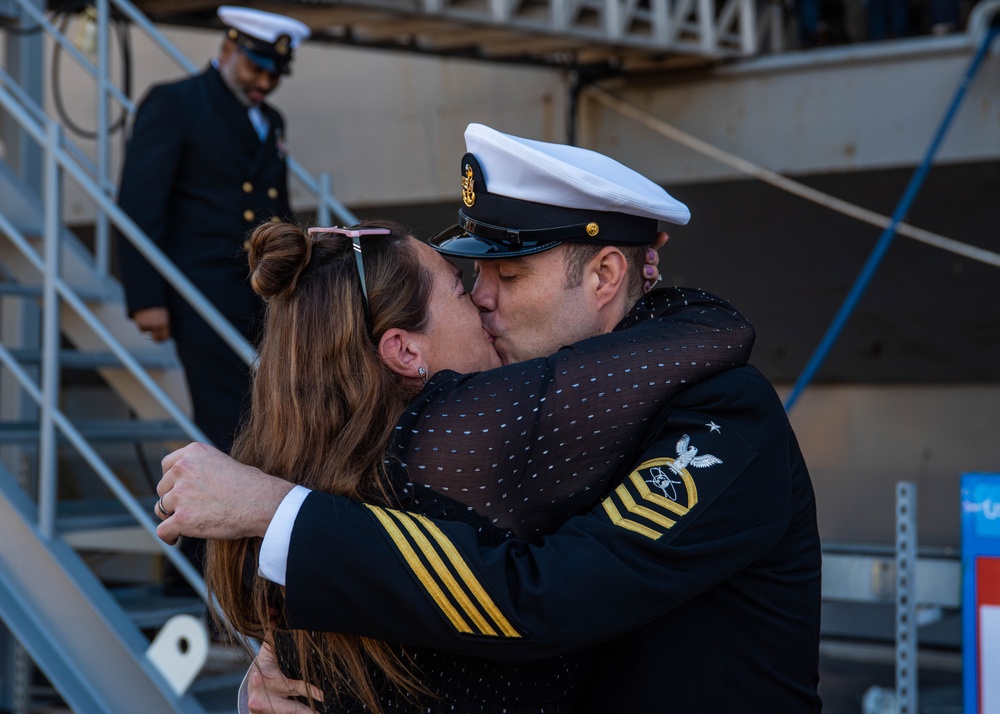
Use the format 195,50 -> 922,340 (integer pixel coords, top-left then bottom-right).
156,496 -> 174,518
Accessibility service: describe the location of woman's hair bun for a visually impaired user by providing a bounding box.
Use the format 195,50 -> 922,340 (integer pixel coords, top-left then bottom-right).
246,222 -> 313,300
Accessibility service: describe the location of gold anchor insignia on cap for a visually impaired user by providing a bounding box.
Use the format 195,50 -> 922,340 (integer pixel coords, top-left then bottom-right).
586,222 -> 600,237
228,28 -> 238,40
275,35 -> 290,55
461,164 -> 475,208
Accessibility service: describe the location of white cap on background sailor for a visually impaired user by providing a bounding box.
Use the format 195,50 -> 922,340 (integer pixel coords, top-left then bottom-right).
217,6 -> 311,75
430,123 -> 691,259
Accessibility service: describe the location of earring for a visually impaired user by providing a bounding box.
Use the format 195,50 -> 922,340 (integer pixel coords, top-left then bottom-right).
418,366 -> 427,384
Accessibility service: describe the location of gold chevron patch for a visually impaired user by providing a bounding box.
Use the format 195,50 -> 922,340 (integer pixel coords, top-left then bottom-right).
601,457 -> 699,540
365,505 -> 521,638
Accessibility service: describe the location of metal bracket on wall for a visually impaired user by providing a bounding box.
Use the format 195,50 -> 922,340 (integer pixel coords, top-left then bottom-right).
896,482 -> 918,714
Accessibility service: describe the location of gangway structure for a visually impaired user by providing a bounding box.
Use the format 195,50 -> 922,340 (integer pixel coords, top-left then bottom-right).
133,0 -> 767,71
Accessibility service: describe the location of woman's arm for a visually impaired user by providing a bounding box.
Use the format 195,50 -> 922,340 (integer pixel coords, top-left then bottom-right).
397,287 -> 754,537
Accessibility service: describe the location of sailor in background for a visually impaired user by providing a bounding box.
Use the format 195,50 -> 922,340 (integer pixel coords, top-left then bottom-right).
116,5 -> 309,578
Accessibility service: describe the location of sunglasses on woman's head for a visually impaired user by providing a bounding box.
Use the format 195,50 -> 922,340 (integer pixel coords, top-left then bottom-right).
308,226 -> 391,339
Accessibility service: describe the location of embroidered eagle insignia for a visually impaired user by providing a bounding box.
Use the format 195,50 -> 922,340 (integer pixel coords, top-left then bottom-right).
668,434 -> 722,475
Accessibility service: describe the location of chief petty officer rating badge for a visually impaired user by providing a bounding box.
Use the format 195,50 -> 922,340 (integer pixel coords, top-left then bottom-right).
601,434 -> 723,540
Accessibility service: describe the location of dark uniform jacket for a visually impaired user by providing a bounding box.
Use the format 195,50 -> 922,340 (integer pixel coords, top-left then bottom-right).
274,312 -> 822,710
116,64 -> 292,336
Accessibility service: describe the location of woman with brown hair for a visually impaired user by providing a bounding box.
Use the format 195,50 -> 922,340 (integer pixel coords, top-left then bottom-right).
206,218 -> 754,713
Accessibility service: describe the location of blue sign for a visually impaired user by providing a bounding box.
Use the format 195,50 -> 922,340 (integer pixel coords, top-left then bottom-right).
962,473 -> 1000,714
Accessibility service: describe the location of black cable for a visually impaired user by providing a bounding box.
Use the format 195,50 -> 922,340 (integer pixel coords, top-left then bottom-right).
118,14 -> 132,104
51,11 -> 134,140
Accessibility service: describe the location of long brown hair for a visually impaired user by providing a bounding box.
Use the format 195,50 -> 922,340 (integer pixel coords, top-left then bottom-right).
206,219 -> 434,711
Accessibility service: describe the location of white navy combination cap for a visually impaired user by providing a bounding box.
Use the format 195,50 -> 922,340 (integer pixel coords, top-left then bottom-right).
218,6 -> 311,75
430,123 -> 691,259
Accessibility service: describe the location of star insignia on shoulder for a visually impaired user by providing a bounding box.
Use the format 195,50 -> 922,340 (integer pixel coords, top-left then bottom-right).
706,421 -> 721,434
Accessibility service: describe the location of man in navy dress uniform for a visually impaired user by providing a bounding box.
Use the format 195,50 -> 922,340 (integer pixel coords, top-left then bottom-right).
155,126 -> 822,712
117,7 -> 308,580
117,5 -> 309,453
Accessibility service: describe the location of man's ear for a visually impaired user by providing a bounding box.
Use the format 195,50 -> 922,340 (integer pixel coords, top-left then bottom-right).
378,328 -> 424,380
218,38 -> 235,62
588,247 -> 629,310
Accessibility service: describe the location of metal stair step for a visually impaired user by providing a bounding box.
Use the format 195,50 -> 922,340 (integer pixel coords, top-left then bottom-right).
0,418 -> 187,443
56,496 -> 157,532
55,498 -> 164,554
110,583 -> 204,629
0,280 -> 114,302
8,347 -> 178,370
191,670 -> 245,714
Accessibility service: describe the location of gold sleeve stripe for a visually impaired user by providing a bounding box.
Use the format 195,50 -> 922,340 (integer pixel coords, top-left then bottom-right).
365,505 -> 474,635
411,512 -> 522,638
386,510 -> 498,636
616,483 -> 678,530
601,498 -> 663,540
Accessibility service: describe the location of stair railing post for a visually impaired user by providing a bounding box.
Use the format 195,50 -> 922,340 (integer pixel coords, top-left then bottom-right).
1,0 -> 44,196
95,0 -> 112,276
318,172 -> 332,228
738,0 -> 755,54
698,0 -> 716,52
768,0 -> 784,54
38,120 -> 63,539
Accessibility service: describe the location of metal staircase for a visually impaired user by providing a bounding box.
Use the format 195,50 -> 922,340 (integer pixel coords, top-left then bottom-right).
0,1 -> 356,710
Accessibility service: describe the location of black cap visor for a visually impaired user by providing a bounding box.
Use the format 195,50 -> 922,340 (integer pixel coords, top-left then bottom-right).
430,209 -> 658,259
228,28 -> 294,75
241,47 -> 293,75
430,223 -> 563,259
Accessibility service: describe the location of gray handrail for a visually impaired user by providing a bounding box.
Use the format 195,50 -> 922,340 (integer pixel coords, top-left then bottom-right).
0,116 -> 210,592
0,65 -> 100,181
0,211 -> 208,442
13,0 -> 135,111
289,157 -> 358,225
0,339 -> 206,596
0,0 -> 352,611
0,79 -> 258,367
